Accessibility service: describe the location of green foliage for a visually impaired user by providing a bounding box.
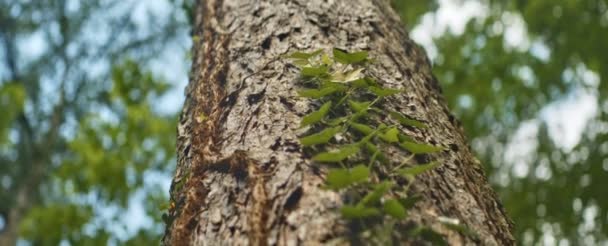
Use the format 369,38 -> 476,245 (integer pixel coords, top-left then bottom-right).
383,199 -> 407,219
348,100 -> 372,112
0,83 -> 25,144
333,49 -> 369,64
379,127 -> 400,143
399,141 -> 443,154
398,161 -> 441,177
0,1 -> 188,244
325,164 -> 370,190
299,126 -> 342,146
350,122 -> 375,135
359,181 -> 393,206
312,145 -> 360,162
393,0 -> 608,244
298,85 -> 347,98
288,49 -> 444,243
19,204 -> 96,246
341,205 -> 380,219
301,66 -> 329,77
410,226 -> 448,246
56,60 -> 175,206
389,111 -> 427,128
369,86 -> 402,97
301,101 -> 333,127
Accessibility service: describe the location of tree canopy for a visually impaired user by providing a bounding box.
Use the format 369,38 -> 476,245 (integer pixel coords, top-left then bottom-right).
395,0 -> 608,244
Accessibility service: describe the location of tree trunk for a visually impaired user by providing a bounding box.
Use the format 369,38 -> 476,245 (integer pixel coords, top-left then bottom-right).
163,0 -> 515,245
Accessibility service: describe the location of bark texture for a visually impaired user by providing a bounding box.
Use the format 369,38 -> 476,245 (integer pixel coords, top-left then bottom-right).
163,0 -> 515,245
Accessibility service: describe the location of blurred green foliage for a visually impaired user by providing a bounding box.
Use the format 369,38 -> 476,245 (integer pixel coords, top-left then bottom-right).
0,0 -> 188,244
0,84 -> 25,144
394,0 -> 608,244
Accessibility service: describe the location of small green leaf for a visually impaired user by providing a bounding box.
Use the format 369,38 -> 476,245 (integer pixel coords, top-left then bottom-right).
327,116 -> 348,126
298,86 -> 345,98
348,100 -> 371,112
383,199 -> 407,219
320,81 -> 348,90
321,53 -> 333,65
350,110 -> 369,122
325,169 -> 350,190
410,227 -> 448,246
301,66 -> 328,77
292,59 -> 310,66
356,131 -> 377,146
398,161 -> 440,176
369,107 -> 383,113
349,164 -> 370,183
312,145 -> 360,162
286,49 -> 323,59
341,205 -> 380,219
325,164 -> 369,190
366,142 -> 379,152
349,78 -> 369,88
369,86 -> 401,97
301,101 -> 332,127
398,133 -> 414,142
379,127 -> 399,143
333,49 -> 368,64
389,111 -> 427,128
360,181 -> 392,206
350,122 -> 374,135
399,141 -> 443,154
365,143 -> 387,163
299,126 -> 341,146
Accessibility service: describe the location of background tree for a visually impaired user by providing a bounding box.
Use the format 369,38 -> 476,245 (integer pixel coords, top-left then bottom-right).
0,0 -> 190,244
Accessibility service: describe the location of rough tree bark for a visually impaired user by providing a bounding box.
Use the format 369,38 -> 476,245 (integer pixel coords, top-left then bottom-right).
163,0 -> 515,245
